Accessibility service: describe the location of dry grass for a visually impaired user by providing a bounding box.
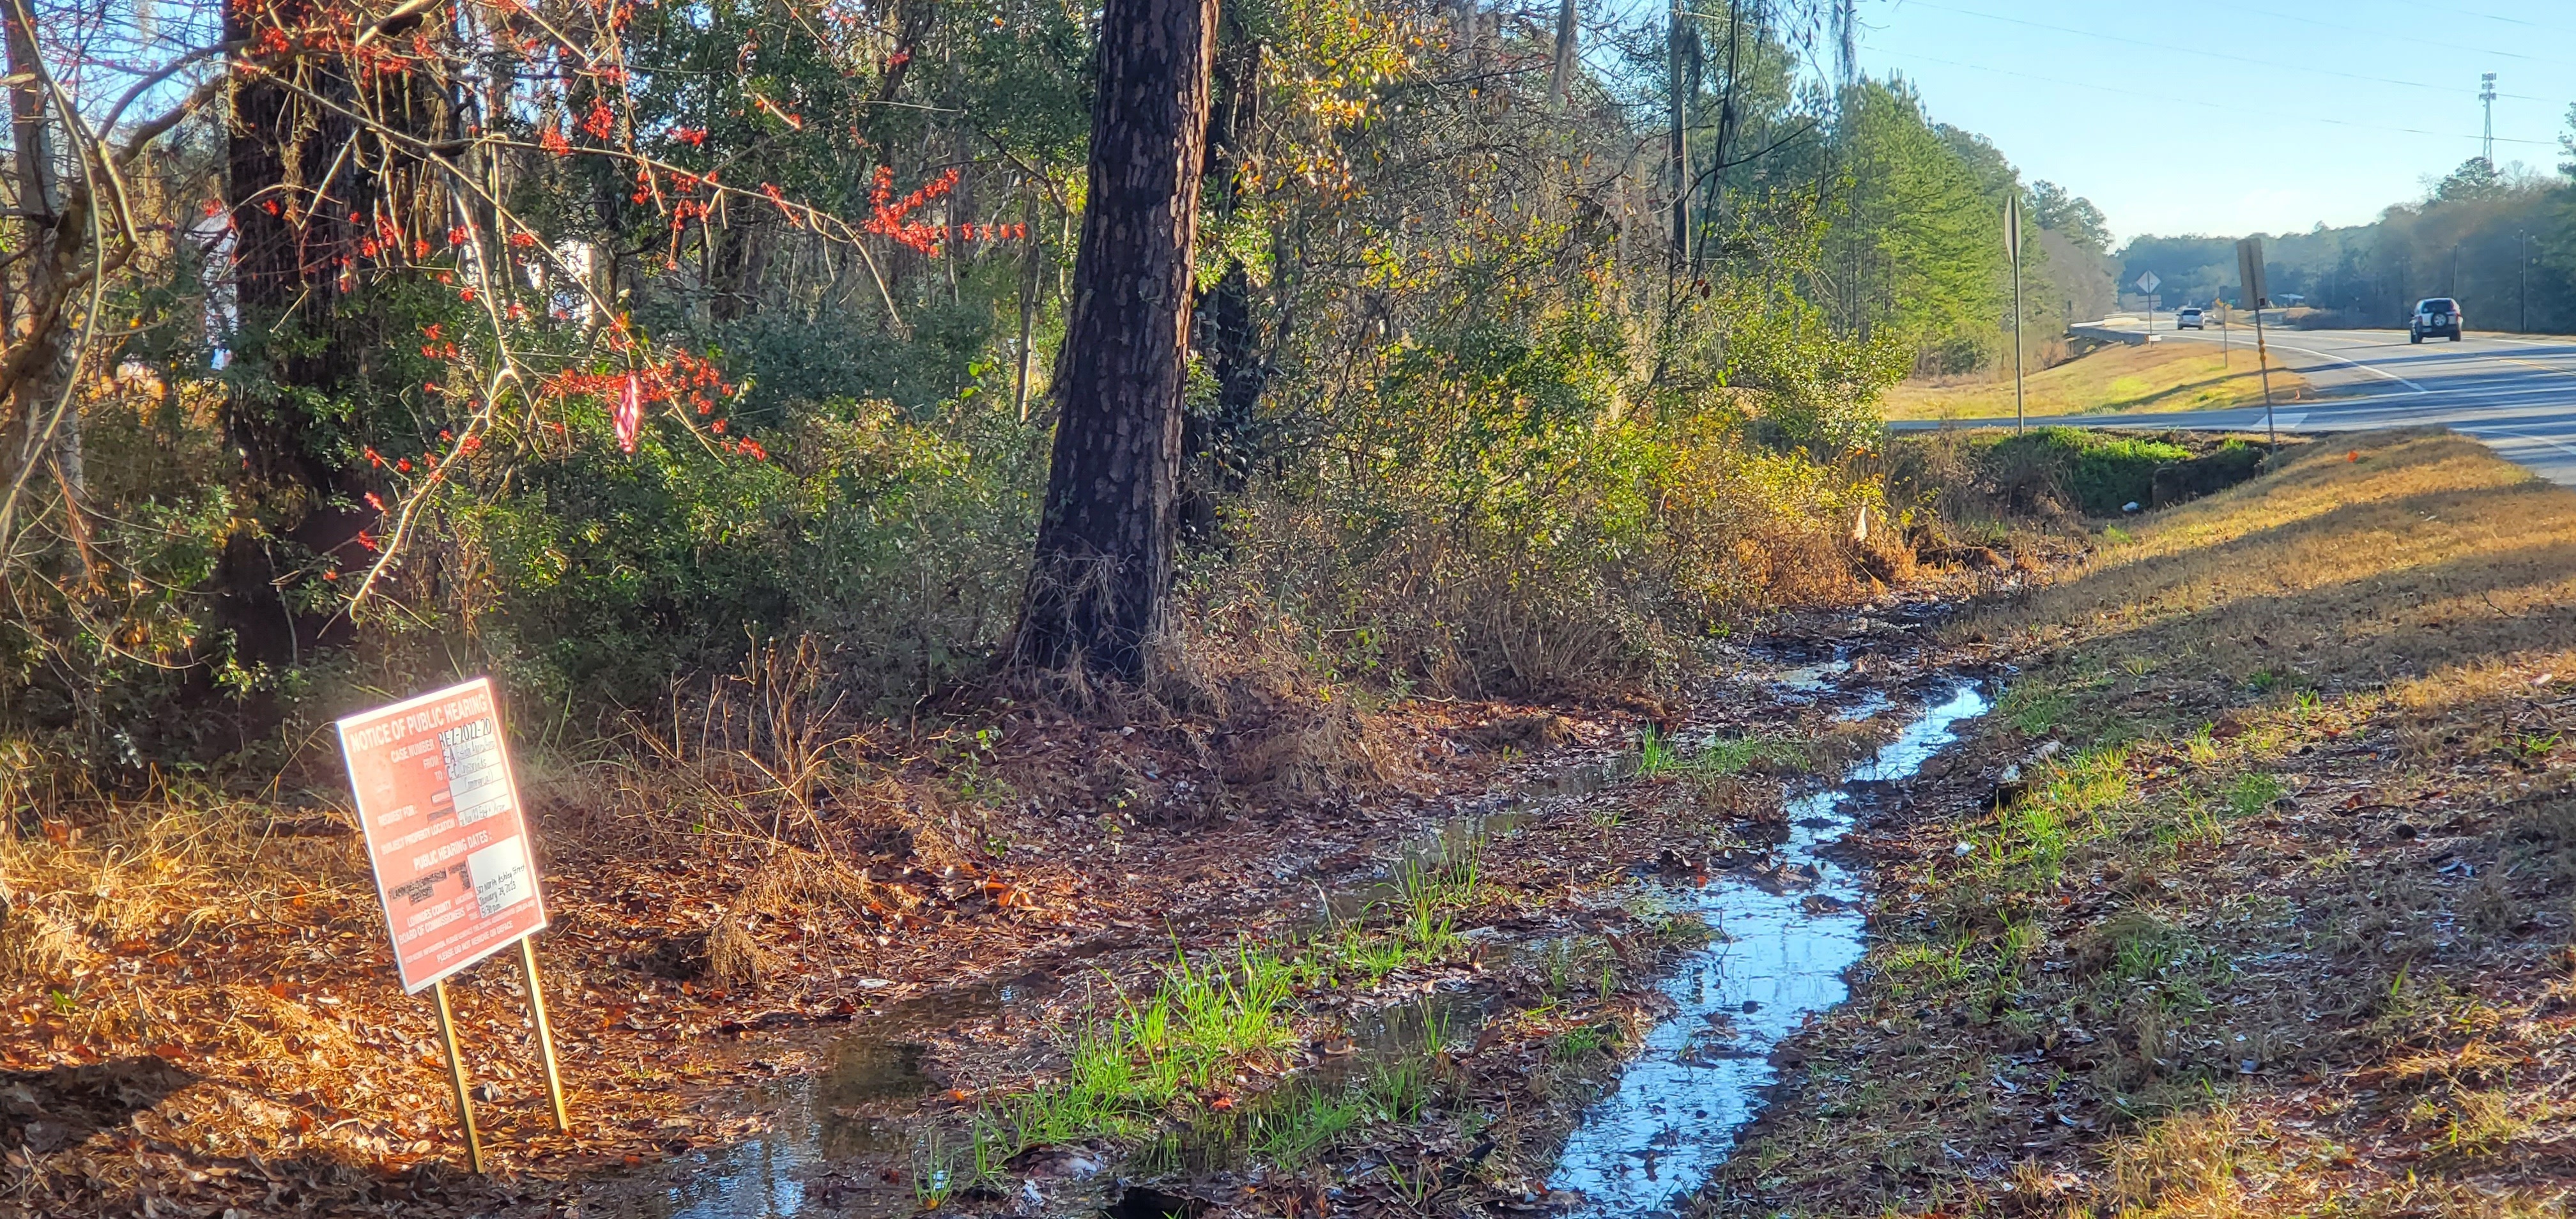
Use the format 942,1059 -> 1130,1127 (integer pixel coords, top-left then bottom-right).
1958,427 -> 2573,701
1710,427 -> 2576,1217
1883,340 -> 2313,422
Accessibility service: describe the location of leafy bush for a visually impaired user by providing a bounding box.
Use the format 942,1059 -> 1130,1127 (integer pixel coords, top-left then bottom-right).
457,393 -> 1040,715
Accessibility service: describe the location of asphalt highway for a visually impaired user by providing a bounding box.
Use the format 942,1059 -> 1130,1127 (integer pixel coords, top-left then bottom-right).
1892,318 -> 2576,485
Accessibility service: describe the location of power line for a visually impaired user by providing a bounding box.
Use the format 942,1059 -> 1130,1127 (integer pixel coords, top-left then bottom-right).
1870,47 -> 2560,150
2219,2 -> 2576,72
1897,1 -> 2558,103
2338,0 -> 2576,38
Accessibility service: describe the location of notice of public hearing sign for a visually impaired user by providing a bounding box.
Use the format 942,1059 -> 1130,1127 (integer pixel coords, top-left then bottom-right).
337,677 -> 548,993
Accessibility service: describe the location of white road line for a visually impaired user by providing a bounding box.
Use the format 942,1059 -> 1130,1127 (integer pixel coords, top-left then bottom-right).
2477,334 -> 2576,349
2260,340 -> 2430,394
2271,411 -> 2306,428
2460,423 -> 2576,462
2146,327 -> 2429,393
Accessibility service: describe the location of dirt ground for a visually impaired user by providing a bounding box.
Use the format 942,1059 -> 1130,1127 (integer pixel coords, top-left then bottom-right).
1706,427 -> 2576,1217
2,544 -> 2050,1219
36,426 -> 2576,1219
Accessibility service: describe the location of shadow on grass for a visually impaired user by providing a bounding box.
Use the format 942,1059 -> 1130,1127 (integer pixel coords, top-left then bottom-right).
1706,426 -> 2576,1216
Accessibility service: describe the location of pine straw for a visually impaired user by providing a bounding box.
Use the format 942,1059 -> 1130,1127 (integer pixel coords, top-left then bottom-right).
0,612 -> 1726,1214
1707,428 -> 2576,1217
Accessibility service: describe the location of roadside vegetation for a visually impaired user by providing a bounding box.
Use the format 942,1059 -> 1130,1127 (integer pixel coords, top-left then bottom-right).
1712,427 -> 2576,1216
0,1 -> 2135,1214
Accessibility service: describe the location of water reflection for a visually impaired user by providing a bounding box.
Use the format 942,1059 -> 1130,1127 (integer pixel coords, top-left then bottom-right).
1544,684 -> 1990,1217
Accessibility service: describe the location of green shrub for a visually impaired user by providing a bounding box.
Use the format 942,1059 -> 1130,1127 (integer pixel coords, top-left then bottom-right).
459,394 -> 1039,714
1984,427 -> 2191,518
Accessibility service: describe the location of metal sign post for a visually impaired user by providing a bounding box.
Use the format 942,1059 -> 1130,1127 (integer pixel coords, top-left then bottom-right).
2135,270 -> 2161,334
2007,193 -> 2026,434
521,937 -> 571,1132
337,677 -> 572,1170
433,980 -> 484,1173
2237,236 -> 2277,454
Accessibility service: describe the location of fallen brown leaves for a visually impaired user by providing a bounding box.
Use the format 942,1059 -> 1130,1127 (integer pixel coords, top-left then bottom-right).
1707,428 -> 2576,1218
1,632 -> 1779,1218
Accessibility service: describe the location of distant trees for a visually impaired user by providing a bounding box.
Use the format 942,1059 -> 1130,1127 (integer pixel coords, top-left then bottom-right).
1813,78 -> 2113,372
2030,181 -> 2112,252
2117,123 -> 2576,333
1821,81 -> 2009,369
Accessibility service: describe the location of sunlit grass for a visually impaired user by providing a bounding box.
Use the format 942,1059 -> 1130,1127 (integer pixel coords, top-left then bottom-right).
1004,940 -> 1300,1145
1882,340 -> 2310,421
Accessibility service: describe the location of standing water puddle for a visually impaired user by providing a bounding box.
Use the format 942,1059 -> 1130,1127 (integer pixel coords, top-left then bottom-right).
1545,683 -> 1991,1216
640,979 -> 1029,1219
631,682 -> 1983,1218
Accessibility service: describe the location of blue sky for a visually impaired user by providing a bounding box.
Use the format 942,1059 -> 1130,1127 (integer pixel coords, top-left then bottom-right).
1850,0 -> 2575,246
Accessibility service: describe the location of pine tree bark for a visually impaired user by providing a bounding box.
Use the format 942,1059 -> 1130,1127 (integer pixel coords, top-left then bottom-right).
1014,0 -> 1216,682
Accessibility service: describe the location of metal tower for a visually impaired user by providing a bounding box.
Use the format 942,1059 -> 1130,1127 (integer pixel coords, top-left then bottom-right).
2481,73 -> 2498,165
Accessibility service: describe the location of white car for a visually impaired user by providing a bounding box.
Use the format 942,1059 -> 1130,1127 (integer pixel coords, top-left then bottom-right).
2174,307 -> 2205,330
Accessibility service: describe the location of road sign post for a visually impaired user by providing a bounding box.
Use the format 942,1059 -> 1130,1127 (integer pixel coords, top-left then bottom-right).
2135,271 -> 2160,334
2007,194 -> 2026,434
2237,236 -> 2277,454
337,677 -> 572,1170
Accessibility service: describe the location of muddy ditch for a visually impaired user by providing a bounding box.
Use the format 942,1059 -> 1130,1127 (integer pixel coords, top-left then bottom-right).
562,629 -> 2004,1219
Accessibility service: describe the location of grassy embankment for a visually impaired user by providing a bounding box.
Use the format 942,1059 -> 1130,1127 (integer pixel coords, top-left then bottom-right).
1883,339 -> 2312,422
1710,427 -> 2576,1216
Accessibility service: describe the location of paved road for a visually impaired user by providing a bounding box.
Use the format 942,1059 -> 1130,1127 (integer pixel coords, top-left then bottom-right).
1894,319 -> 2576,485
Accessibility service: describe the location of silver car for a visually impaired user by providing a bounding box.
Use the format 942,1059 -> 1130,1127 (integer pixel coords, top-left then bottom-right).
2411,298 -> 2462,343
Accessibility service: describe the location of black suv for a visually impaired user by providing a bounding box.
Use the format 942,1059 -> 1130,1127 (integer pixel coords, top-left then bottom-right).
2411,298 -> 2463,343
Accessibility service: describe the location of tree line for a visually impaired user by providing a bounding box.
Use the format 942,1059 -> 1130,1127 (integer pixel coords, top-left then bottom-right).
0,0 -> 2104,772
2119,122 -> 2576,333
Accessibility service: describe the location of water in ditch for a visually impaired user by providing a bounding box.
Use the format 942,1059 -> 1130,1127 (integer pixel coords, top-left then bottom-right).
629,681 -> 1988,1219
1544,682 -> 1991,1216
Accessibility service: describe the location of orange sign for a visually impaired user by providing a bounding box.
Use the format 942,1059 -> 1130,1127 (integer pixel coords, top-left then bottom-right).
337,678 -> 548,993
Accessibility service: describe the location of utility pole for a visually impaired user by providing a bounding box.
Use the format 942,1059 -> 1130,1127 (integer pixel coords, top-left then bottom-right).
2481,73 -> 2498,167
2007,193 -> 2025,434
2239,236 -> 2277,456
2521,229 -> 2530,332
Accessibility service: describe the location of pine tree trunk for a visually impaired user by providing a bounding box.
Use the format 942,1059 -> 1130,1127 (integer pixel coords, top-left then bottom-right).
1014,0 -> 1216,682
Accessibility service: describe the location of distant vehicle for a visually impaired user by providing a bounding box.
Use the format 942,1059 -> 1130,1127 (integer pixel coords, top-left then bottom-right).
2411,298 -> 2462,343
2175,307 -> 2204,330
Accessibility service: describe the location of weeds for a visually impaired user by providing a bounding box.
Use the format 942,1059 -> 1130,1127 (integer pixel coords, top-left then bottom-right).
1636,724 -> 1678,777
1006,941 -> 1300,1146
2000,682 -> 2073,734
1252,1086 -> 1366,1167
1686,733 -> 1809,777
1382,1157 -> 1444,1210
2221,772 -> 2285,820
1549,1022 -> 1615,1061
912,1130 -> 960,1209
